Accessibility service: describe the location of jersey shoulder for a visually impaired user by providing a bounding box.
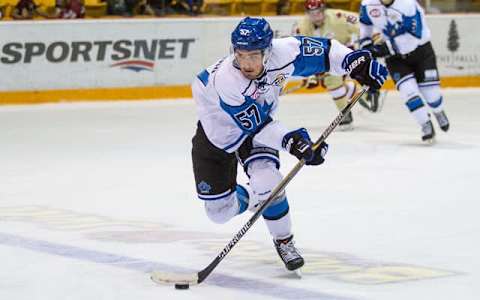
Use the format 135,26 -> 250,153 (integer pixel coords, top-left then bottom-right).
392,0 -> 417,15
326,8 -> 358,19
269,37 -> 301,70
213,56 -> 252,106
325,9 -> 359,26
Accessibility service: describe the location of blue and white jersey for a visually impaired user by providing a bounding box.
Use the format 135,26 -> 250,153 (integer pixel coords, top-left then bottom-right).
359,0 -> 430,55
192,36 -> 351,153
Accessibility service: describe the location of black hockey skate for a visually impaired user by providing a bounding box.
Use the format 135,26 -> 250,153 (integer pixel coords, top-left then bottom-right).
339,111 -> 354,131
421,120 -> 436,143
358,89 -> 386,113
274,235 -> 304,271
433,110 -> 450,132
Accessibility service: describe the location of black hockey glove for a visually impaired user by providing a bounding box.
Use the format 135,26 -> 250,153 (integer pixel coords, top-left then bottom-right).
359,38 -> 393,58
282,128 -> 328,166
365,43 -> 392,58
343,50 -> 388,90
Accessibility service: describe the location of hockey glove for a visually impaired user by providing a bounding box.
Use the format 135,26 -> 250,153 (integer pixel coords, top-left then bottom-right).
343,50 -> 388,90
359,38 -> 394,58
365,43 -> 392,58
282,128 -> 328,166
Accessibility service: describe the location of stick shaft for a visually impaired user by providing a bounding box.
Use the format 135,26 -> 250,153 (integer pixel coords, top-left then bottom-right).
197,86 -> 369,283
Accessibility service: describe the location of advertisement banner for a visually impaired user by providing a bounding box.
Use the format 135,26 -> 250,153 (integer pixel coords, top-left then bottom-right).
1,15 -> 480,92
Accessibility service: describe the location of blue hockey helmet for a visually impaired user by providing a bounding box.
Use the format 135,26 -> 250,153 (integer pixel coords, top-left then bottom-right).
231,17 -> 273,51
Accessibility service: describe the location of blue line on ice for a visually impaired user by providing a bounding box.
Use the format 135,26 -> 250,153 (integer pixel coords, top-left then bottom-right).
0,232 -> 357,300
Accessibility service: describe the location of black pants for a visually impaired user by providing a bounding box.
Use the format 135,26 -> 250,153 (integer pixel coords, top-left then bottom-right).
191,121 -> 279,198
386,42 -> 440,86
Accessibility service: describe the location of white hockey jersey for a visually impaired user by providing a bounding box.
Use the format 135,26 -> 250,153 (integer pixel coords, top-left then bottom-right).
359,0 -> 431,55
192,36 -> 351,153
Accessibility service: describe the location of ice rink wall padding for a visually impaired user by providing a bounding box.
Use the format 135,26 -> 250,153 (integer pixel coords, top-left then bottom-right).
1,15 -> 480,105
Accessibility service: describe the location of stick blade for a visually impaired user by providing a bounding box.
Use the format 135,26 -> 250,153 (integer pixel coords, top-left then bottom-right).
150,271 -> 199,286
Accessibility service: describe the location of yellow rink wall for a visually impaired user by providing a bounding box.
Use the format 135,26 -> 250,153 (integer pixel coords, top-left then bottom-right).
1,76 -> 480,105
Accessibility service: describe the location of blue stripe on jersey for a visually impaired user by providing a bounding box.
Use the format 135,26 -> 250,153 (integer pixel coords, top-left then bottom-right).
403,10 -> 423,39
263,197 -> 289,220
219,95 -> 273,135
292,36 -> 330,77
406,96 -> 425,112
197,69 -> 210,87
359,5 -> 373,25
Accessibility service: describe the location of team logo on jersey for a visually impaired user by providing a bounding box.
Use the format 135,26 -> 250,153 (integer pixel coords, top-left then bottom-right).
110,59 -> 154,72
369,8 -> 381,18
272,74 -> 287,86
197,181 -> 212,194
301,37 -> 325,57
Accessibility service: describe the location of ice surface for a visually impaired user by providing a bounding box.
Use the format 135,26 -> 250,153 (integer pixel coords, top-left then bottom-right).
1,89 -> 479,300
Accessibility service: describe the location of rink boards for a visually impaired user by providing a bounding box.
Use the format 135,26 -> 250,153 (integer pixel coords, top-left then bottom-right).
1,15 -> 480,104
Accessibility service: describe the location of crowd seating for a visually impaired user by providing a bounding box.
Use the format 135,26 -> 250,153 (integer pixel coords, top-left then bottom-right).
200,0 -> 361,16
0,0 -> 362,19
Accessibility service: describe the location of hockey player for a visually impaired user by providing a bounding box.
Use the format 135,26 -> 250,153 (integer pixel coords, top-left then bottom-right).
359,0 -> 450,142
191,17 -> 387,272
293,0 -> 384,130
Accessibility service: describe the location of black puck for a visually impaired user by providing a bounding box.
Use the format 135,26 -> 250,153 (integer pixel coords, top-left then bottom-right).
174,283 -> 190,290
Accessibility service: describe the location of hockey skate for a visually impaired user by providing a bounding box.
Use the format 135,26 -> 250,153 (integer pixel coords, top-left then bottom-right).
358,89 -> 387,113
338,111 -> 354,131
421,120 -> 436,144
274,235 -> 304,273
433,110 -> 450,132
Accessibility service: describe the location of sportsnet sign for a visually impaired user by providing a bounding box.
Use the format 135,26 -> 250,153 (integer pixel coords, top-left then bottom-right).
0,19 -> 200,91
1,16 -> 480,94
0,39 -> 195,72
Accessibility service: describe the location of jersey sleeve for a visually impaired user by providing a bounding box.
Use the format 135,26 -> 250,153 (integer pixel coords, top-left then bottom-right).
289,36 -> 352,77
291,36 -> 332,77
402,3 -> 423,39
327,39 -> 352,76
359,3 -> 374,41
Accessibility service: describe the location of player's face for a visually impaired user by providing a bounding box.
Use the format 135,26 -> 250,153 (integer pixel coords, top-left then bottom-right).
307,8 -> 325,26
234,49 -> 265,80
380,0 -> 394,5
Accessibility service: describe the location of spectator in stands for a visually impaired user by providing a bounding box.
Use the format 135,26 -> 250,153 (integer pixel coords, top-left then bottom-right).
145,0 -> 175,16
107,0 -> 140,16
11,0 -> 50,19
54,0 -> 85,18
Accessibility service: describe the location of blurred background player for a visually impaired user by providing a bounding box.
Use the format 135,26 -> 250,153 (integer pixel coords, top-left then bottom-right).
293,0 -> 385,130
359,0 -> 450,143
191,17 -> 387,273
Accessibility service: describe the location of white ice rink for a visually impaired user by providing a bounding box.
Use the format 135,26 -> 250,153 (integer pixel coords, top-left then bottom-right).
1,88 -> 479,300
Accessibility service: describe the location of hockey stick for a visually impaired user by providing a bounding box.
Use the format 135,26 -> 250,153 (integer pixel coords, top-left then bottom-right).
151,86 -> 370,287
280,81 -> 307,95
